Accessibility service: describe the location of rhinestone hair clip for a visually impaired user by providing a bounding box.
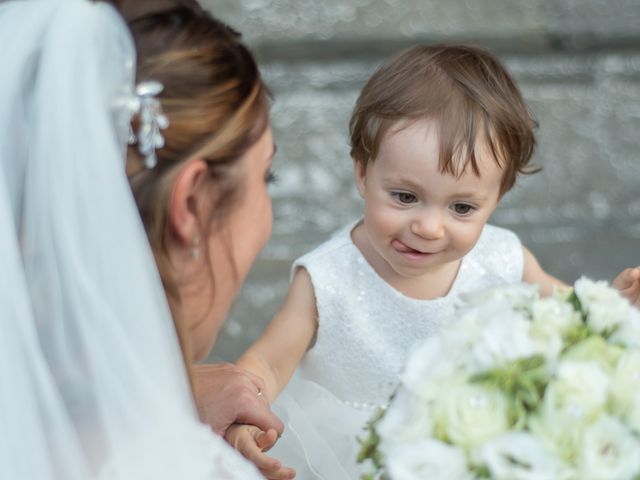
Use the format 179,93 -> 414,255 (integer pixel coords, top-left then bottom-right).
127,80 -> 169,169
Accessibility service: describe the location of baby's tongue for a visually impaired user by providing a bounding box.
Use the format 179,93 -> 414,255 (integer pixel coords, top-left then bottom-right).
392,239 -> 418,253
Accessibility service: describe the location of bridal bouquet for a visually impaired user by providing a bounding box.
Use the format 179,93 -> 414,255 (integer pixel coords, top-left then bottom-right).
358,278 -> 640,480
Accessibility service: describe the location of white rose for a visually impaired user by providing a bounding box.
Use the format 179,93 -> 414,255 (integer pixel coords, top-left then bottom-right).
376,388 -> 434,451
574,277 -> 631,333
545,360 -> 610,420
434,382 -> 509,448
528,398 -> 587,462
608,349 -> 640,435
610,349 -> 640,415
401,337 -> 461,400
475,432 -> 574,480
626,393 -> 640,435
577,415 -> 640,480
466,310 -> 540,373
385,439 -> 470,480
562,336 -> 622,375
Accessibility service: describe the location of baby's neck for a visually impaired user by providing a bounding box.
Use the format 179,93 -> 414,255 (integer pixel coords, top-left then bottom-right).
386,260 -> 462,301
350,222 -> 462,301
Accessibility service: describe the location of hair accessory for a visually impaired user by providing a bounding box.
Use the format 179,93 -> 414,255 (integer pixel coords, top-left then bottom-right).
128,80 -> 169,169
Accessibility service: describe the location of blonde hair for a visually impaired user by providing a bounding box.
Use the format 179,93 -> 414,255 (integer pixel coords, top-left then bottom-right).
350,44 -> 539,195
115,0 -> 269,365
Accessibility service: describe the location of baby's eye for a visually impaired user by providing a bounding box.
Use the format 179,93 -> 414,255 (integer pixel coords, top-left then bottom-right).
392,192 -> 417,204
452,203 -> 474,215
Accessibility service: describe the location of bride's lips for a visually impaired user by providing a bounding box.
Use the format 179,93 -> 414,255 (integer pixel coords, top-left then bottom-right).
391,239 -> 435,260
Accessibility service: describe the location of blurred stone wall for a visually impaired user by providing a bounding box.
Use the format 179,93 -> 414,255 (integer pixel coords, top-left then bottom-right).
202,0 -> 640,362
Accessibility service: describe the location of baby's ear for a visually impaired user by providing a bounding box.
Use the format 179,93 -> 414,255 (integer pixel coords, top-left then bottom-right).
352,157 -> 367,198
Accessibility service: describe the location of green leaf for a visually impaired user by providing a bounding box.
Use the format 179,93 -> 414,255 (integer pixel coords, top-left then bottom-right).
471,464 -> 491,478
357,408 -> 385,468
470,354 -> 550,424
562,324 -> 593,351
567,290 -> 585,318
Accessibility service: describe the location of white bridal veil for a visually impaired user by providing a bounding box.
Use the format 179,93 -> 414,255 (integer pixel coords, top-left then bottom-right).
0,0 -> 261,478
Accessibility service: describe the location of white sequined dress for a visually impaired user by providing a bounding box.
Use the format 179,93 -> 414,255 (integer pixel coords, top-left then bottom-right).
269,220 -> 524,479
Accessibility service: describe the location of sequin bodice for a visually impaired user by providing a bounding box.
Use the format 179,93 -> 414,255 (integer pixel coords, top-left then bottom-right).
294,221 -> 523,409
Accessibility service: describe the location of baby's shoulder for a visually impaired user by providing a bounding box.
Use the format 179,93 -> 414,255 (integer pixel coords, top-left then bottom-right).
468,224 -> 524,282
295,223 -> 355,265
291,222 -> 357,280
475,224 -> 521,252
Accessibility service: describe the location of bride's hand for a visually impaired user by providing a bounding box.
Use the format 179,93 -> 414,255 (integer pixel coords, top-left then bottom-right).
613,267 -> 640,308
193,363 -> 284,436
225,424 -> 296,479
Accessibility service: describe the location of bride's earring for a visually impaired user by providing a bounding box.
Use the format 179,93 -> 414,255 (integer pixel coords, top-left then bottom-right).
191,235 -> 201,260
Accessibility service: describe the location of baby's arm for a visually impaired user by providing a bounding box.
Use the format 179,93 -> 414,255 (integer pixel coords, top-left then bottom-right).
236,267 -> 318,402
225,268 -> 318,475
522,246 -> 568,296
225,424 -> 295,480
523,246 -> 640,306
612,267 -> 640,307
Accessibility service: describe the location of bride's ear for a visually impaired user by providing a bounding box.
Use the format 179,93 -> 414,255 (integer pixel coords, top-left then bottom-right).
167,158 -> 210,246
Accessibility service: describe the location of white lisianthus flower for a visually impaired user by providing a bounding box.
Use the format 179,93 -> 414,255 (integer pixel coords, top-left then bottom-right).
577,415 -> 640,480
528,298 -> 572,361
460,282 -> 538,313
610,349 -> 640,415
385,439 -> 470,480
545,360 -> 610,420
552,284 -> 575,302
609,309 -> 640,348
466,310 -> 540,373
434,383 -> 508,448
476,432 -> 574,480
574,278 -> 631,333
531,297 -> 581,337
586,300 -> 631,335
376,389 -> 434,451
440,308 -> 486,350
401,337 -> 461,400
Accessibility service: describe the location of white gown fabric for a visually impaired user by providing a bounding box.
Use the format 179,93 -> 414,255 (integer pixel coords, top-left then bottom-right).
0,1 -> 262,479
270,221 -> 524,479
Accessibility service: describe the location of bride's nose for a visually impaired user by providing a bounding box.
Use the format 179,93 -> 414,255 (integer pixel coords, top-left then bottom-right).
410,210 -> 445,240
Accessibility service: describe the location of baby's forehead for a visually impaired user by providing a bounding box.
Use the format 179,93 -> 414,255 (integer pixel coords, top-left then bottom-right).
381,117 -> 506,168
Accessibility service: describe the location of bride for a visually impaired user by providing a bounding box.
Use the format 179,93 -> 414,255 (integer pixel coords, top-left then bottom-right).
0,0 -> 281,478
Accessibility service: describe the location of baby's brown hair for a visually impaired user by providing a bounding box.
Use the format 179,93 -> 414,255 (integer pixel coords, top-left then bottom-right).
349,44 -> 538,196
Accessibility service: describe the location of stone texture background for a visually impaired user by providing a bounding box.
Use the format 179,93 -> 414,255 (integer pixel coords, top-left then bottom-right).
202,0 -> 640,362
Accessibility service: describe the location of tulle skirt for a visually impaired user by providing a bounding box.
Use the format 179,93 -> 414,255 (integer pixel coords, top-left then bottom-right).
269,377 -> 374,480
